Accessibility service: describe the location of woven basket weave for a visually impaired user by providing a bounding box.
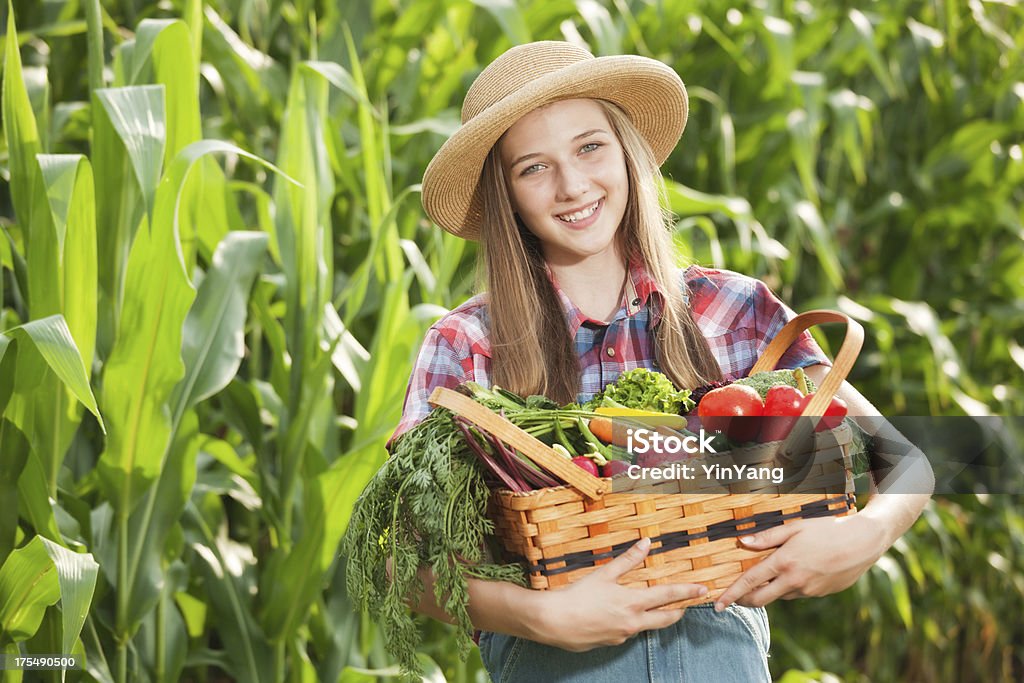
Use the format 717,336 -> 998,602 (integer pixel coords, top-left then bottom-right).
429,310 -> 863,608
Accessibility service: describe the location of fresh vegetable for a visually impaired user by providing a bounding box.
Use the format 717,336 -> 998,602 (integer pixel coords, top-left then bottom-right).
585,416 -> 617,447
585,368 -> 694,414
696,384 -> 765,443
455,417 -> 561,491
760,385 -> 806,442
462,382 -> 611,460
344,382 -> 606,677
733,368 -> 818,400
594,406 -> 690,431
552,444 -> 573,460
687,379 -> 736,409
571,456 -> 600,476
602,460 -> 631,477
342,407 -> 526,678
816,396 -> 849,432
344,372 -> 848,678
574,416 -> 613,460
594,406 -> 681,418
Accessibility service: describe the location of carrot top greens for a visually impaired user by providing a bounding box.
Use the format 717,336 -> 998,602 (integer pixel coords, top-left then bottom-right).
342,383 -> 605,678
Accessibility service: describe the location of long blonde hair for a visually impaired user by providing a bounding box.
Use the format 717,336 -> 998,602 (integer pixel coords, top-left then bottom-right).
478,99 -> 722,403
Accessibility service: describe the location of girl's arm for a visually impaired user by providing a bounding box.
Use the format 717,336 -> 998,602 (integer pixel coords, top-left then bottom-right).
411,538 -> 709,652
714,363 -> 934,610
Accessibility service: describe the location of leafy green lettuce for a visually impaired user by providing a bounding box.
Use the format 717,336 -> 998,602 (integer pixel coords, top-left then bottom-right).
586,368 -> 694,414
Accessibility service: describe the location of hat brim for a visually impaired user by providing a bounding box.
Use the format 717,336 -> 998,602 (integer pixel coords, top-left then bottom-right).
421,55 -> 688,240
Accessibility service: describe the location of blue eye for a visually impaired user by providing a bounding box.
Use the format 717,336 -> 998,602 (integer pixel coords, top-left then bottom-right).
580,142 -> 601,153
521,163 -> 544,176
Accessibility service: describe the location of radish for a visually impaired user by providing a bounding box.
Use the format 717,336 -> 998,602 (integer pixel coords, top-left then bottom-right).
571,456 -> 600,476
602,460 -> 631,477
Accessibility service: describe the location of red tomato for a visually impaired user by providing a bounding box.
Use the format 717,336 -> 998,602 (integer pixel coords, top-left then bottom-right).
697,385 -> 764,443
760,385 -> 805,442
764,385 -> 805,415
815,396 -> 849,432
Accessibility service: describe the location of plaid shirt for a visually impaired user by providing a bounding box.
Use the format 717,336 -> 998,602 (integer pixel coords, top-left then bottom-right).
391,264 -> 829,442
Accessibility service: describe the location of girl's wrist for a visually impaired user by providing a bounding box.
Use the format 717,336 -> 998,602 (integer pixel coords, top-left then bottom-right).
845,507 -> 895,562
500,583 -> 568,646
469,577 -> 555,643
518,584 -> 558,643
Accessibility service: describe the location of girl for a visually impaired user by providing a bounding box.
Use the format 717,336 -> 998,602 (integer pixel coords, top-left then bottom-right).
394,41 -> 931,682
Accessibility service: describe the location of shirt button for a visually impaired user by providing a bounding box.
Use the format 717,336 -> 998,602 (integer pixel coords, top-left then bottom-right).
606,347 -> 616,358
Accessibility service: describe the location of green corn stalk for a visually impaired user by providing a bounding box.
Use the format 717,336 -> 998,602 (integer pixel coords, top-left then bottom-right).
253,54 -> 370,677
0,315 -> 102,676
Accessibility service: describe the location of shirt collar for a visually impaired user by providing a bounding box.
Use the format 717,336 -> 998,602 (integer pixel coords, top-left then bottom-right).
546,259 -> 668,335
627,259 -> 666,324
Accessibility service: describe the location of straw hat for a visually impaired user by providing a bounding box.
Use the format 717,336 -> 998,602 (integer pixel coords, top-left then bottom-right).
421,41 -> 688,240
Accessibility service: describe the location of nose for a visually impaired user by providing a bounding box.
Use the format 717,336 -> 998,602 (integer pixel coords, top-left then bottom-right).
555,162 -> 589,202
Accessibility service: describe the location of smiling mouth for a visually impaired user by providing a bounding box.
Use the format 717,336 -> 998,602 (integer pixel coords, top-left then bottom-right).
556,199 -> 602,223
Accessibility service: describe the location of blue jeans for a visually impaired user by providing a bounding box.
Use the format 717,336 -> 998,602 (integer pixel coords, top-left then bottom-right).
478,603 -> 771,683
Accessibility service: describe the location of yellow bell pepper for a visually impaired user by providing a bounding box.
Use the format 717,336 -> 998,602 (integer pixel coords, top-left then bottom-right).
593,406 -> 689,430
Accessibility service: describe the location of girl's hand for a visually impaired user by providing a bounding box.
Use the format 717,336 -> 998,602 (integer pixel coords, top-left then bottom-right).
529,537 -> 708,652
714,514 -> 887,611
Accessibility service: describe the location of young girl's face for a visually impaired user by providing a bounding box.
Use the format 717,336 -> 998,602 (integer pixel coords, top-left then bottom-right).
499,98 -> 628,268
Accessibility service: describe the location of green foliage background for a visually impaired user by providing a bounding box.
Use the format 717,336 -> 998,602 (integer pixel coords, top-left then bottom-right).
0,0 -> 1021,681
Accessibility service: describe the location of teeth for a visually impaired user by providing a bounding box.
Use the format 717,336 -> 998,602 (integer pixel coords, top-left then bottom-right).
558,201 -> 599,223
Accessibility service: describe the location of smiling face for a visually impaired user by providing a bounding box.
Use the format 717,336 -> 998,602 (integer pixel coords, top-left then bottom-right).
498,98 -> 629,270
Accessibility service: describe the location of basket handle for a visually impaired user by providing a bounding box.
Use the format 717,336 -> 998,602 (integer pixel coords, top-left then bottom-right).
428,386 -> 606,500
748,309 -> 863,439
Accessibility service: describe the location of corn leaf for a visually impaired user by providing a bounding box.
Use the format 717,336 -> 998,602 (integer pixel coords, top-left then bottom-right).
94,130 -> 192,513
258,458 -> 360,642
116,232 -> 266,629
185,501 -> 273,683
0,313 -> 15,417
576,0 -> 621,55
26,155 -> 100,496
470,0 -> 532,44
173,231 -> 268,414
38,537 -> 99,655
874,555 -> 913,629
95,86 -> 166,223
1,314 -> 102,543
274,62 -> 337,347
791,200 -> 844,290
134,19 -> 207,270
0,315 -> 102,427
122,410 -> 200,634
349,274 -> 423,480
126,21 -> 201,162
99,139 -> 285,515
0,418 -> 29,568
340,35 -> 403,324
37,154 -> 97,376
269,60 -> 342,554
16,445 -> 63,545
2,4 -> 42,234
0,536 -> 60,644
322,303 -> 369,393
82,0 -> 104,93
91,97 -> 141,350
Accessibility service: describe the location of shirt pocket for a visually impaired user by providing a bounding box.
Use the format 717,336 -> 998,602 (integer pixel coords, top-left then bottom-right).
703,327 -> 760,380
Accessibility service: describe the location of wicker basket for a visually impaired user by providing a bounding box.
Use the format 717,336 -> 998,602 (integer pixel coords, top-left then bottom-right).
429,310 -> 864,608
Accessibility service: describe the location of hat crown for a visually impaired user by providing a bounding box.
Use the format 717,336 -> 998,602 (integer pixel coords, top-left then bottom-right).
462,41 -> 596,123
